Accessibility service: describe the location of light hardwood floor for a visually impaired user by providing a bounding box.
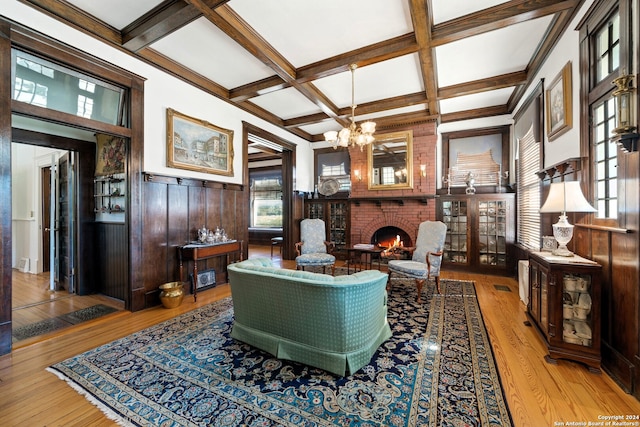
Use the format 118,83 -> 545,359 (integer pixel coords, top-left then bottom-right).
11,271 -> 124,346
1,246 -> 638,426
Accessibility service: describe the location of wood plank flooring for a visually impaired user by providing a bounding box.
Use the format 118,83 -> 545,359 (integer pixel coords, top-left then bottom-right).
11,271 -> 124,347
1,246 -> 638,426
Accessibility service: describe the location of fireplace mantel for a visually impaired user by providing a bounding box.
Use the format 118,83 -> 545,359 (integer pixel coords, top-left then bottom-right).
350,195 -> 438,206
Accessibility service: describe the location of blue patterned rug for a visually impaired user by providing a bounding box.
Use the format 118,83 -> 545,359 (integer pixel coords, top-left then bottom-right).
48,279 -> 512,426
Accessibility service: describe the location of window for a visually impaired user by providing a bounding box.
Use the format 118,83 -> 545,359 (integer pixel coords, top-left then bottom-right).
517,125 -> 541,249
250,170 -> 282,228
584,9 -> 620,221
592,99 -> 617,218
11,49 -> 127,126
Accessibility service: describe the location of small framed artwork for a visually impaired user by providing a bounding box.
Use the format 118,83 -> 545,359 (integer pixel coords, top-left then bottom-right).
542,236 -> 558,252
545,61 -> 573,141
190,268 -> 216,293
166,108 -> 234,176
95,134 -> 126,176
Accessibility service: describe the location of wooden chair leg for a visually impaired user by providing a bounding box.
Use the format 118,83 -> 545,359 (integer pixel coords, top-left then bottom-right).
435,276 -> 441,294
386,271 -> 393,292
415,279 -> 426,303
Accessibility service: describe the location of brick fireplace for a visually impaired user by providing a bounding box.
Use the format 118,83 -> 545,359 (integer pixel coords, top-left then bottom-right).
347,121 -> 438,248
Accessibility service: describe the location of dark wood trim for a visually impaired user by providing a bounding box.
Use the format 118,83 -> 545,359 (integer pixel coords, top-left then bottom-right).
0,20 -> 12,356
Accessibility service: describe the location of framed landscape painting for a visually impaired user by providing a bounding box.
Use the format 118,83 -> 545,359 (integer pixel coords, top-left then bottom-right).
166,108 -> 234,176
545,61 -> 572,141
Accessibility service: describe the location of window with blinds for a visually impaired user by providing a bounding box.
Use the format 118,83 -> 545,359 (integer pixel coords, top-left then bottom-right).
517,125 -> 541,249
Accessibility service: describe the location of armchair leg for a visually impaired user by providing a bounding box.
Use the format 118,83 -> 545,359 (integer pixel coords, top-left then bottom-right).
415,279 -> 426,303
386,271 -> 393,292
435,276 -> 441,294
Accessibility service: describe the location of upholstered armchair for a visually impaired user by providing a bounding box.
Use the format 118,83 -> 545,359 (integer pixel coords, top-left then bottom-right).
387,220 -> 447,303
295,218 -> 336,274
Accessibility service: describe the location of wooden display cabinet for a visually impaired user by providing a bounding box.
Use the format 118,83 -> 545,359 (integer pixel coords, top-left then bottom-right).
304,199 -> 349,257
437,194 -> 515,273
527,251 -> 602,372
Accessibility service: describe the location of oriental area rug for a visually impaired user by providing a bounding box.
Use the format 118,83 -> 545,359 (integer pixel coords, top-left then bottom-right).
48,279 -> 513,426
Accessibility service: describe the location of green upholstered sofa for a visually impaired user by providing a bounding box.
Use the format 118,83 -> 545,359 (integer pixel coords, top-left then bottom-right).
227,257 -> 392,376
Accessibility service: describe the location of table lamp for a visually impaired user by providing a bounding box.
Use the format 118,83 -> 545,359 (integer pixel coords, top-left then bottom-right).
539,181 -> 596,256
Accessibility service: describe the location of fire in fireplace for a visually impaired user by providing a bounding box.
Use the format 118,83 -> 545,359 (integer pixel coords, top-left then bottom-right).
371,226 -> 413,260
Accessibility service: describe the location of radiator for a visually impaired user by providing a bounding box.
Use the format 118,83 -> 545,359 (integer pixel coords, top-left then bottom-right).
518,260 -> 529,305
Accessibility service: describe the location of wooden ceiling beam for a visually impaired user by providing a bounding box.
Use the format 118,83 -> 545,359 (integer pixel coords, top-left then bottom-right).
440,105 -> 510,123
408,0 -> 439,115
229,33 -> 418,102
229,76 -> 288,102
431,0 -> 579,46
438,71 -> 528,99
185,2 -> 348,124
296,33 -> 418,82
122,0 -> 230,52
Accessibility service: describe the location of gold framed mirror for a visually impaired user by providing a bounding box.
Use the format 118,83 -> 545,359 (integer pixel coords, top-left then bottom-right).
367,130 -> 413,190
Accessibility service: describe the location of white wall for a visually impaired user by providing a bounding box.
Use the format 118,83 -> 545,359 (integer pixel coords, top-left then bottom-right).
1,0 -> 316,192
11,143 -> 63,273
513,0 -> 597,168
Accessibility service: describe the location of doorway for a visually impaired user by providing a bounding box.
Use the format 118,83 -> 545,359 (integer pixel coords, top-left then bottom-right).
10,134 -> 123,345
244,123 -> 296,260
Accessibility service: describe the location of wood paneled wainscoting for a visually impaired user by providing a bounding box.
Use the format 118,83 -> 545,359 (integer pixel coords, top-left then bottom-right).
138,173 -> 248,310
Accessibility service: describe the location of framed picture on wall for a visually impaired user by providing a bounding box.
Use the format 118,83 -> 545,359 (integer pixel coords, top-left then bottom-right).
166,108 -> 234,176
546,61 -> 573,141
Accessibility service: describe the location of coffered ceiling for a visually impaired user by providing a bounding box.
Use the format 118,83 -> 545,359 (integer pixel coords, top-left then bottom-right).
19,0 -> 585,145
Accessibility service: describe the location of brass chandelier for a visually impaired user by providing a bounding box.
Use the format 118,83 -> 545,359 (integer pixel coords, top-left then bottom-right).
323,64 -> 376,150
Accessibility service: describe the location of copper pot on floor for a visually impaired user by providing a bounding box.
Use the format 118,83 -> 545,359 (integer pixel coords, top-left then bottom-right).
159,282 -> 184,308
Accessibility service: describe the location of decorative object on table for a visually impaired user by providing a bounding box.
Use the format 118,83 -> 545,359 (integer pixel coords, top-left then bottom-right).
545,61 -> 573,141
442,169 -> 451,195
48,279 -> 513,427
539,181 -> 596,256
465,171 -> 476,194
323,64 -> 376,151
318,178 -> 340,196
610,70 -> 638,152
158,281 -> 184,309
166,108 -> 234,176
190,268 -> 216,293
196,226 -> 229,244
496,166 -> 509,193
541,235 -> 557,252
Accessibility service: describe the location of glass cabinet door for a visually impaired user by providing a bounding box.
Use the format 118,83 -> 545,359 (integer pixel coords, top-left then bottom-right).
442,199 -> 468,264
306,202 -> 323,219
562,273 -> 594,347
477,200 -> 507,266
329,202 -> 347,250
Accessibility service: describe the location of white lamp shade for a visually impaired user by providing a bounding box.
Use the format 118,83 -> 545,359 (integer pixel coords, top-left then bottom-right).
360,121 -> 376,134
540,181 -> 597,213
323,131 -> 338,142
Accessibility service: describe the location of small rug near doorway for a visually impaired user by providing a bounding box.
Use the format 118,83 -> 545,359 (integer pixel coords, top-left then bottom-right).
48,280 -> 512,426
13,304 -> 120,342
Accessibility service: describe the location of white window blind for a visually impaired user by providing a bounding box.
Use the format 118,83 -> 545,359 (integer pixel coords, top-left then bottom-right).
517,125 -> 541,250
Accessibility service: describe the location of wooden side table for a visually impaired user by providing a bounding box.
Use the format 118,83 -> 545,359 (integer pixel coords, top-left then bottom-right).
178,240 -> 243,302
